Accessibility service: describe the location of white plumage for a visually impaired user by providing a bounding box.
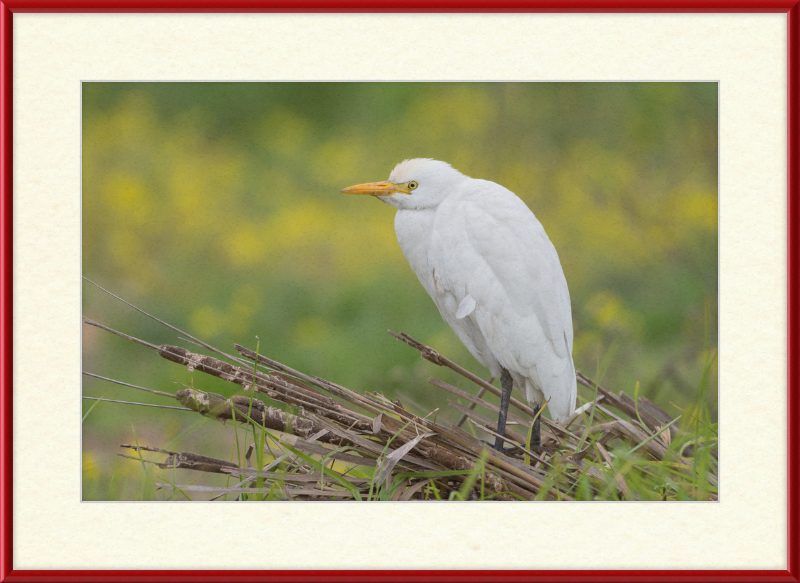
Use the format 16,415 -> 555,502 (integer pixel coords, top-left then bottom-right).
342,158 -> 577,428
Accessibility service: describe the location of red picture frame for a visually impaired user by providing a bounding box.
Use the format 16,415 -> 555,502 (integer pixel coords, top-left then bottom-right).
1,2 -> 797,582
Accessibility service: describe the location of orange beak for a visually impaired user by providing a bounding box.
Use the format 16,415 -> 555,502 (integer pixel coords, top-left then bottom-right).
340,181 -> 409,196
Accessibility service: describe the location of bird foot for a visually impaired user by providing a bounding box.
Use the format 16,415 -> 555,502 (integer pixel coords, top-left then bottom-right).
480,440 -> 522,455
481,439 -> 556,456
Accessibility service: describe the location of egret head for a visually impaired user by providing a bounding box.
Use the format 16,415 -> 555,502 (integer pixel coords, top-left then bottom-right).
341,158 -> 468,210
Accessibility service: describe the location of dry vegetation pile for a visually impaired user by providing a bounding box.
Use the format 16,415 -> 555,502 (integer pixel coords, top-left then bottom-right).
84,282 -> 718,502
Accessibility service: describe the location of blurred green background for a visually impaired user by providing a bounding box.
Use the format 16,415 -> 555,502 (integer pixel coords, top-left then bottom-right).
82,82 -> 718,500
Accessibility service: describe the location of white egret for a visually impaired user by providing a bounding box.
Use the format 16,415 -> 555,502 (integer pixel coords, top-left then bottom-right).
341,159 -> 577,452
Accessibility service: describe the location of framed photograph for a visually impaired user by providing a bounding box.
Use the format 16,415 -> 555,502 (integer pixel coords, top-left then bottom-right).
1,1 -> 797,581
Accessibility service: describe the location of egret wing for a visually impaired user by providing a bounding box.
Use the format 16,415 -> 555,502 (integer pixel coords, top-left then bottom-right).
448,185 -> 576,418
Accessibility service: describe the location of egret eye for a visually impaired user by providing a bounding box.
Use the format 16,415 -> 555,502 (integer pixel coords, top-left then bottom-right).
408,181 -> 418,191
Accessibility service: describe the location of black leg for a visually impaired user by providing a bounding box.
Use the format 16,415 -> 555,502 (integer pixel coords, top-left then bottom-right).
529,405 -> 541,452
493,368 -> 513,451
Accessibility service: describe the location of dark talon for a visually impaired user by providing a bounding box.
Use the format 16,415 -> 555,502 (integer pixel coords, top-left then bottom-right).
481,439 -> 520,455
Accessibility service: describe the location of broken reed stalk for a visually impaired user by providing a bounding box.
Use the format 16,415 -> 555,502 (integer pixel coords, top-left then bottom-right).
83,285 -> 717,501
